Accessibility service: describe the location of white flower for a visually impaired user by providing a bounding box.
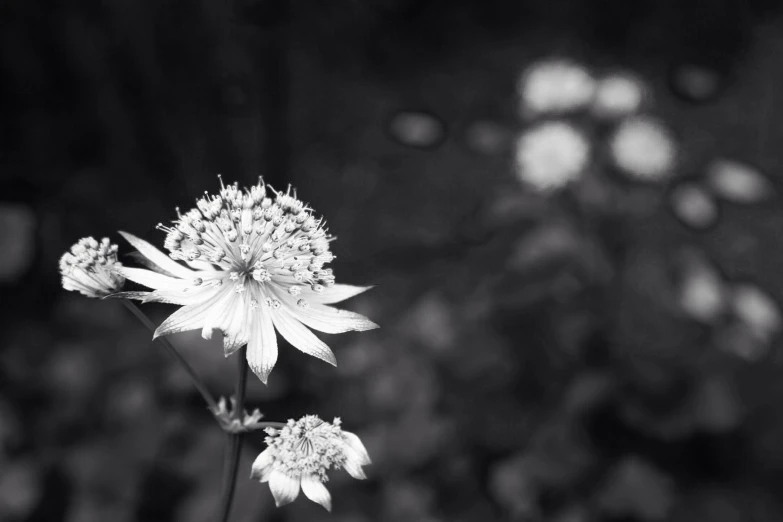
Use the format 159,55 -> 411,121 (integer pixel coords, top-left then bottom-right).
518,59 -> 596,117
251,415 -> 371,511
116,178 -> 378,383
610,116 -> 676,181
514,121 -> 590,191
59,237 -> 124,298
591,73 -> 646,119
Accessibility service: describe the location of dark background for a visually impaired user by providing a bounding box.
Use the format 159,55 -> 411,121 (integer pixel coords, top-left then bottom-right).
3,1 -> 783,521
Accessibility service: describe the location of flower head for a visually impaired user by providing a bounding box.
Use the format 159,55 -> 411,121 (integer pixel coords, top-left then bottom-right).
117,178 -> 378,383
251,415 -> 371,511
59,237 -> 124,298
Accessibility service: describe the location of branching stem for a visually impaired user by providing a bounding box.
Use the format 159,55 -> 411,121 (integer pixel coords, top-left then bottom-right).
121,299 -> 220,414
217,346 -> 249,522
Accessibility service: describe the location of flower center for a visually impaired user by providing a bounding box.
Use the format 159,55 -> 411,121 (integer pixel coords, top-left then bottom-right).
157,179 -> 338,299
265,416 -> 348,480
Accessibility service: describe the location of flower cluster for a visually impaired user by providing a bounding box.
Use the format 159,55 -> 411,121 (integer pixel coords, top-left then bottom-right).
251,415 -> 371,511
514,58 -> 676,191
59,237 -> 124,298
59,178 -> 376,514
116,178 -> 378,383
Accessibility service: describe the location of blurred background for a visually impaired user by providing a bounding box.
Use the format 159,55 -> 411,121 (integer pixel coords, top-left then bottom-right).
3,0 -> 783,521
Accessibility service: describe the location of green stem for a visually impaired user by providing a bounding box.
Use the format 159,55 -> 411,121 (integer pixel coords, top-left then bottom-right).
218,346 -> 248,522
121,299 -> 220,414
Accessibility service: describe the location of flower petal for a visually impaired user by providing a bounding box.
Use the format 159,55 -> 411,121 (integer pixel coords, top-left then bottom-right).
61,276 -> 98,297
306,284 -> 374,305
271,309 -> 336,366
116,266 -> 188,291
300,475 -> 332,511
184,258 -> 217,272
247,308 -> 278,383
125,251 -> 176,277
119,231 -> 195,279
269,470 -> 300,507
250,448 -> 275,483
201,289 -> 244,340
342,451 -> 367,480
224,332 -> 248,357
287,302 -> 379,334
223,294 -> 250,348
142,285 -> 219,306
342,431 -> 372,466
103,291 -> 150,301
153,291 -> 221,338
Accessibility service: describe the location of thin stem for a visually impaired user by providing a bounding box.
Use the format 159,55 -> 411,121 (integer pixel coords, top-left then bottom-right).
235,346 -> 249,418
121,299 -> 220,413
217,346 -> 249,522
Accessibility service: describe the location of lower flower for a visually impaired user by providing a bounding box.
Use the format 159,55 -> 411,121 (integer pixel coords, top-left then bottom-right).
250,415 -> 371,511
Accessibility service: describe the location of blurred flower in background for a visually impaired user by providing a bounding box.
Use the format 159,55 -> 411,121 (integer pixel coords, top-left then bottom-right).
609,116 -> 677,181
518,59 -> 596,117
591,72 -> 647,119
670,183 -> 719,230
706,158 -> 775,203
514,121 -> 590,191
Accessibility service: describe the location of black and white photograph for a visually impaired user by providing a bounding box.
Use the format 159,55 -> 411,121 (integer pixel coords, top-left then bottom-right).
2,1 -> 783,521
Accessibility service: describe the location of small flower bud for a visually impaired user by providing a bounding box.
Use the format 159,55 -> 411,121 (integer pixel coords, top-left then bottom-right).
60,237 -> 125,298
